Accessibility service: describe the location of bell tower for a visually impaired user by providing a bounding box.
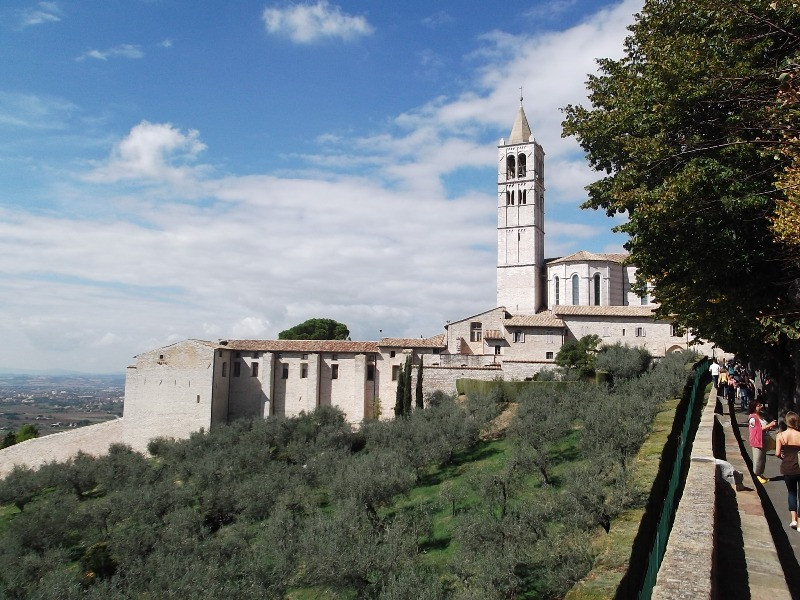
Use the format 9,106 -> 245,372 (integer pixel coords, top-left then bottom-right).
496,99 -> 545,314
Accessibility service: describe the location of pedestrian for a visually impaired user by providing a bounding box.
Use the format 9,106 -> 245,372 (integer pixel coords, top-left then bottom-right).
718,368 -> 728,400
775,411 -> 800,529
710,359 -> 720,390
749,398 -> 778,484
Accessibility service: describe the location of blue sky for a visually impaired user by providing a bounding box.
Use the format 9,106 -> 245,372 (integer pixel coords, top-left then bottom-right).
0,0 -> 641,373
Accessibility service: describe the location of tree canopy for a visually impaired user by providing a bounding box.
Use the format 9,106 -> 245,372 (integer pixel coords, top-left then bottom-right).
562,0 -> 800,399
278,318 -> 350,340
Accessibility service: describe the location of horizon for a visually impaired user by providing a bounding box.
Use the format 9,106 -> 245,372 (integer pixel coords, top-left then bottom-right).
0,0 -> 641,373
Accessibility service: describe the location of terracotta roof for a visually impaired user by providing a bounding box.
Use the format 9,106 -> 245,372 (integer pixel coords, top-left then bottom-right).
484,329 -> 504,340
379,334 -> 446,348
553,305 -> 658,318
219,339 -> 380,353
503,311 -> 565,328
547,251 -> 629,265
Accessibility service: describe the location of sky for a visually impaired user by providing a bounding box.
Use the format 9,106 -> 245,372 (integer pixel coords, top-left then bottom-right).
0,0 -> 643,374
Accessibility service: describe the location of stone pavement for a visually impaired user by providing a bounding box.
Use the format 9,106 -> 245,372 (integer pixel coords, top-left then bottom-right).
719,395 -> 799,599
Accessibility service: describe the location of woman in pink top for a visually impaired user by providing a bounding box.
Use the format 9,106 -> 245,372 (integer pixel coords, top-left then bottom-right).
748,398 -> 777,484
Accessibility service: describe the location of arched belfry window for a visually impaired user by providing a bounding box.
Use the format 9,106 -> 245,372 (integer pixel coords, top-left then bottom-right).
521,190 -> 526,205
510,190 -> 515,205
506,155 -> 516,179
506,190 -> 511,205
571,274 -> 579,305
554,276 -> 560,305
593,273 -> 601,306
517,154 -> 527,178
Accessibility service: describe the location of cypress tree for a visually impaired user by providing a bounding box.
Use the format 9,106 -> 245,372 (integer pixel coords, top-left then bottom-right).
415,359 -> 424,409
394,363 -> 405,418
402,356 -> 412,415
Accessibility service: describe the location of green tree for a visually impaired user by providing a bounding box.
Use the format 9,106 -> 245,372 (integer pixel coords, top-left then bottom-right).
278,318 -> 349,340
596,343 -> 652,384
15,423 -> 39,443
562,0 -> 800,400
555,334 -> 601,378
394,360 -> 406,418
1,430 -> 16,449
403,356 -> 413,415
415,359 -> 424,409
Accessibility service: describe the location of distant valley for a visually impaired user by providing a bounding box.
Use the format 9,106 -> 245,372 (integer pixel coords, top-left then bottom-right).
0,373 -> 124,437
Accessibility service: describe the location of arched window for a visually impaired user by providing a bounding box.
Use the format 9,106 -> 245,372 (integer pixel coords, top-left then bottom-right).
506,155 -> 516,179
517,153 -> 527,178
506,190 -> 511,205
510,190 -> 515,205
593,273 -> 601,305
521,190 -> 526,205
554,276 -> 560,305
571,274 -> 579,305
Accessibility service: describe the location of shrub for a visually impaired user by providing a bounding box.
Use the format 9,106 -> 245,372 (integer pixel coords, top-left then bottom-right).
595,343 -> 652,383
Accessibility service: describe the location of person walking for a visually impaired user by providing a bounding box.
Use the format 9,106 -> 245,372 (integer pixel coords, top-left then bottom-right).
775,411 -> 800,529
710,359 -> 720,390
749,398 -> 777,484
718,368 -> 729,400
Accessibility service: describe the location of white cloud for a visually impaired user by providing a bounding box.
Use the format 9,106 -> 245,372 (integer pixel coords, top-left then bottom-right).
0,91 -> 76,129
18,1 -> 61,28
83,121 -> 207,184
262,1 -> 373,44
76,44 -> 144,62
0,2 -> 642,372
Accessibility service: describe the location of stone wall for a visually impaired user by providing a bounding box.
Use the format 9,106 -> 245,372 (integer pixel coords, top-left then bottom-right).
0,419 -> 125,478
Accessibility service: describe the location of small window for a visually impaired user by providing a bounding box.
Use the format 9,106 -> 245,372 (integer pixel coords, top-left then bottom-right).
572,274 -> 579,305
233,361 -> 241,377
331,364 -> 339,379
554,276 -> 560,306
593,274 -> 601,306
494,345 -> 501,355
252,362 -> 260,377
221,362 -> 228,377
636,327 -> 645,337
392,365 -> 400,381
367,364 -> 375,381
545,352 -> 554,360
390,350 -> 396,358
513,331 -> 524,343
281,364 -> 288,379
671,323 -> 681,337
470,322 -> 482,342
196,395 -> 200,404
301,364 -> 308,378
159,354 -> 164,360
622,328 -> 626,337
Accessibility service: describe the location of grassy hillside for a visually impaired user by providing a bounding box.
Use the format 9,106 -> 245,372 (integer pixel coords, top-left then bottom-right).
0,351 -> 699,599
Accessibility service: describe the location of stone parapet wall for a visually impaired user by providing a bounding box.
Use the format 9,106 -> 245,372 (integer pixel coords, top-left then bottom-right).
651,395 -> 716,599
0,419 -> 124,478
418,365 -> 503,397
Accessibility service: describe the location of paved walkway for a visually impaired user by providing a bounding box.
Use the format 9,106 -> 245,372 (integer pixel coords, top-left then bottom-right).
718,394 -> 800,599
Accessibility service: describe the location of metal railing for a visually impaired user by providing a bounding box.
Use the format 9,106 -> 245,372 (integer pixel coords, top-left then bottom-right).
639,357 -> 710,599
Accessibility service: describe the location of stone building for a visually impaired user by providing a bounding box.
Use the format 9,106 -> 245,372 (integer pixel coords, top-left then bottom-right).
0,102 -> 717,473
118,102 -> 712,442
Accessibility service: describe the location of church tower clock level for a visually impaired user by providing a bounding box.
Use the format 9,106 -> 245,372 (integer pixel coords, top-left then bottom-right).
497,103 -> 545,314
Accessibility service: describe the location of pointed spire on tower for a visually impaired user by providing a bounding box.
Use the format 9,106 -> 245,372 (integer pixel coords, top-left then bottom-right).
508,94 -> 531,144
